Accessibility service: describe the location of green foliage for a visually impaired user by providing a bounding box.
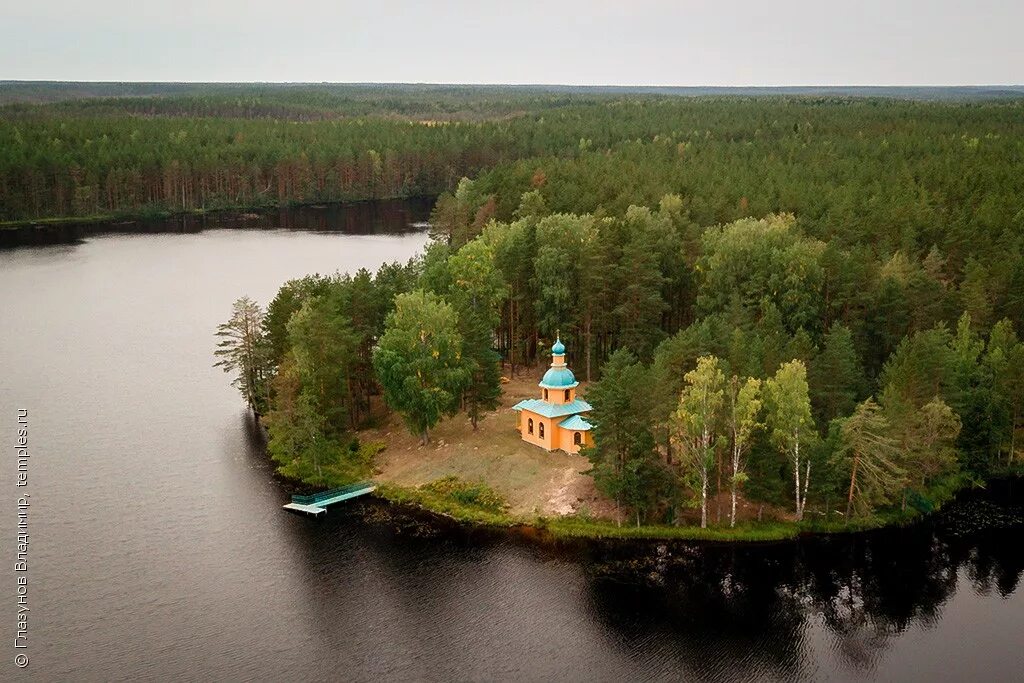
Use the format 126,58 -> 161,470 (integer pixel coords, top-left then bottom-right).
214,296 -> 272,414
765,360 -> 817,520
377,479 -> 512,526
420,476 -> 508,513
201,90 -> 1024,532
809,324 -> 864,428
673,355 -> 727,527
447,238 -> 506,428
726,375 -> 763,526
373,290 -> 470,443
584,349 -> 670,525
697,214 -> 825,335
287,294 -> 360,433
265,392 -> 381,487
835,398 -> 905,517
265,275 -> 333,364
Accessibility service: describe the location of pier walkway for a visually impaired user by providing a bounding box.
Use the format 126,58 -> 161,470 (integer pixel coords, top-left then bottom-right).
282,482 -> 376,517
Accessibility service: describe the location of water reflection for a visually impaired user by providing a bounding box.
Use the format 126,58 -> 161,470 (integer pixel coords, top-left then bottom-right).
1,210 -> 1019,681
0,196 -> 435,248
580,482 -> 1022,680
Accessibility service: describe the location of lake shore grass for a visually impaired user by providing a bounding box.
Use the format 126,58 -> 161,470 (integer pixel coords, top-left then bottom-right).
370,477 -> 956,543
286,377 -> 1020,544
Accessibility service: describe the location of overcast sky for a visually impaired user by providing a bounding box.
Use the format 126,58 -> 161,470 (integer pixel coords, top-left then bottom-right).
2,0 -> 1021,85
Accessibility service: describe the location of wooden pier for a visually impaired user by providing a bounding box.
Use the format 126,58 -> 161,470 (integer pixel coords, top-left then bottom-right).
282,482 -> 376,517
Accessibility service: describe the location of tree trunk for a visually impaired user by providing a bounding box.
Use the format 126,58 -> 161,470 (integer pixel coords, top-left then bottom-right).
730,445 -> 739,528
585,314 -> 592,382
802,460 -> 811,519
700,464 -> 708,529
716,450 -> 723,524
509,293 -> 515,377
846,453 -> 859,519
665,425 -> 673,466
1010,404 -> 1019,465
793,439 -> 803,521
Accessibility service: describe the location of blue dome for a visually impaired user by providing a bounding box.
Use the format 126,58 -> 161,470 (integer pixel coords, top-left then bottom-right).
541,366 -> 577,388
552,338 -> 565,355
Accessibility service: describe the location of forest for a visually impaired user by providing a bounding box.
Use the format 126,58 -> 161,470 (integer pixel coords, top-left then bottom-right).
20,85 -> 1018,529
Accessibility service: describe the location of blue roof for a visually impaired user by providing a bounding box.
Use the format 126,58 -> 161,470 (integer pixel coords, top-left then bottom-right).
540,366 -> 578,388
552,338 -> 565,355
559,415 -> 593,431
511,398 -> 592,419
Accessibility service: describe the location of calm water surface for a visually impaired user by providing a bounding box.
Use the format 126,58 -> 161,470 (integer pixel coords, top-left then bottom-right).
0,203 -> 1021,682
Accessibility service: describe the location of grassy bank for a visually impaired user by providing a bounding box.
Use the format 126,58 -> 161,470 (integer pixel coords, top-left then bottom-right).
371,477 -> 954,543
375,479 -> 518,527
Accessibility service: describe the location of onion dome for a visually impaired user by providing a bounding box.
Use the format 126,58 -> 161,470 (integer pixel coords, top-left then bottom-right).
541,337 -> 577,387
541,365 -> 577,388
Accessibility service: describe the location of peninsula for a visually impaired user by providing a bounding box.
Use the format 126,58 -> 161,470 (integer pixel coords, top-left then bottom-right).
187,91 -> 1021,540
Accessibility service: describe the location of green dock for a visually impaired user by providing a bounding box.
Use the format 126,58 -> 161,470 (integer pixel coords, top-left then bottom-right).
282,482 -> 376,517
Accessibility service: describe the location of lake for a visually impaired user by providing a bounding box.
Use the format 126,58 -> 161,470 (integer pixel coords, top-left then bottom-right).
0,201 -> 1021,681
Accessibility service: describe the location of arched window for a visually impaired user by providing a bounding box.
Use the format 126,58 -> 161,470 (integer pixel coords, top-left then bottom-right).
539,422 -> 545,439
564,389 -> 571,401
528,418 -> 534,435
574,431 -> 582,445
543,389 -> 549,400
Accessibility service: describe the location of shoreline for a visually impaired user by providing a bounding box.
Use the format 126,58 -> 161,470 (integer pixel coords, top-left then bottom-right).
0,195 -> 437,248
368,480 -> 942,544
0,193 -> 439,230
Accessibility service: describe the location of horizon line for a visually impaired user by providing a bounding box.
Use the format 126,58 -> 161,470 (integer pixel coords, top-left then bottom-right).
4,80 -> 1024,89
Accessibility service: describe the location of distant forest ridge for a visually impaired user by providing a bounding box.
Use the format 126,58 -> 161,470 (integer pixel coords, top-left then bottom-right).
3,81 -> 1024,105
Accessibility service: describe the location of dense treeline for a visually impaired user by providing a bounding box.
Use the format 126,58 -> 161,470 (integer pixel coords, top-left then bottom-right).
197,91 -> 1024,526
0,82 -> 610,112
0,116 -> 527,221
428,204 -> 1021,525
220,198 -> 1023,525
0,88 -> 603,220
6,95 -> 1023,243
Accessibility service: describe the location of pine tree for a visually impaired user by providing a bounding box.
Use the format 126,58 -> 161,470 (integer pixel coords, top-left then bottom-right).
809,324 -> 864,427
447,239 -> 506,429
836,398 -> 905,518
215,296 -> 271,415
585,349 -> 660,525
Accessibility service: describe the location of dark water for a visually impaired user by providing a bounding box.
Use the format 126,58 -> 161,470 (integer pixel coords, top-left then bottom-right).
0,202 -> 1021,682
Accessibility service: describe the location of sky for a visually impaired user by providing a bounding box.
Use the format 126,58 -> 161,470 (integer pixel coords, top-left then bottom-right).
2,0 -> 1021,85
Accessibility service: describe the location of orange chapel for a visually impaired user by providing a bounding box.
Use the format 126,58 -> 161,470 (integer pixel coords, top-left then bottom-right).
512,337 -> 594,454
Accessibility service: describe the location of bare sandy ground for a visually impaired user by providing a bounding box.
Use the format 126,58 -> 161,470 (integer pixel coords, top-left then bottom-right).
364,370 -> 617,518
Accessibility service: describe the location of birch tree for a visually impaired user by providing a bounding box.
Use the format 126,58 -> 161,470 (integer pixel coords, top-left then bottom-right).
373,290 -> 470,445
674,355 -> 725,528
726,375 -> 762,527
766,360 -> 816,521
